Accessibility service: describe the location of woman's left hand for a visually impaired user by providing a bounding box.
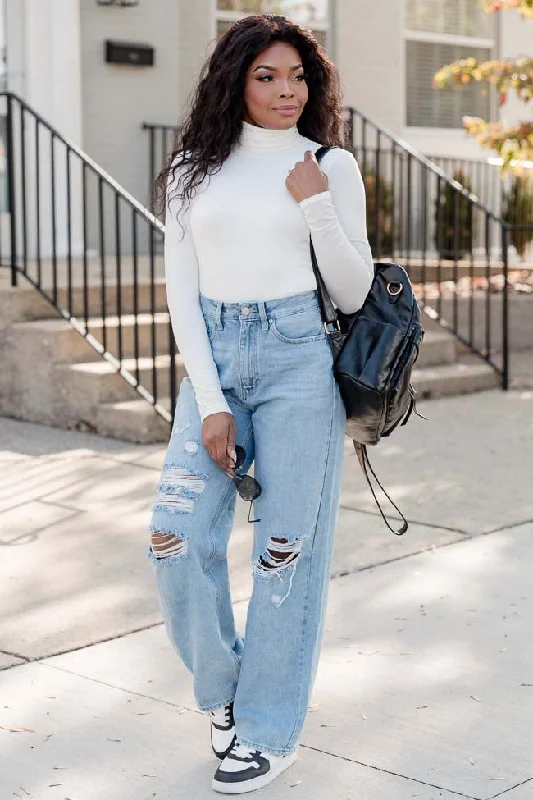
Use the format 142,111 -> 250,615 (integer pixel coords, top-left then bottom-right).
286,150 -> 328,203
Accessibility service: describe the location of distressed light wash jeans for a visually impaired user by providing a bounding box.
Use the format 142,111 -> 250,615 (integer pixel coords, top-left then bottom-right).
147,289 -> 346,757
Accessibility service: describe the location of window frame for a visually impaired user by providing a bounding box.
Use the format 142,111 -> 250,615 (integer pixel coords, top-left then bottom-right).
212,0 -> 334,52
404,1 -> 497,132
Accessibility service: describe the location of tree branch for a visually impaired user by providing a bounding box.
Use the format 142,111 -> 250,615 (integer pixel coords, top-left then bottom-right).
484,0 -> 533,18
433,57 -> 533,106
463,117 -> 533,173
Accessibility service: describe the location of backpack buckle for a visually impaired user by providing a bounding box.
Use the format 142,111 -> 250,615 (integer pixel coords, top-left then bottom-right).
323,319 -> 340,335
387,282 -> 403,297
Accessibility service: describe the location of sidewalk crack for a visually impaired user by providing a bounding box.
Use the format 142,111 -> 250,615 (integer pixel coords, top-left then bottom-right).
301,743 -> 482,799
0,621 -> 164,666
38,660 -> 200,717
331,510 -> 533,581
0,649 -> 30,662
488,777 -> 533,798
340,503 -> 471,536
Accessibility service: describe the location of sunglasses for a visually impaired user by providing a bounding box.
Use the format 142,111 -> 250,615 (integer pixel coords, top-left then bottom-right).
231,444 -> 262,523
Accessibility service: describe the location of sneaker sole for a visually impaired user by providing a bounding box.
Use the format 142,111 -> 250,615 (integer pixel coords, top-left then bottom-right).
212,749 -> 298,794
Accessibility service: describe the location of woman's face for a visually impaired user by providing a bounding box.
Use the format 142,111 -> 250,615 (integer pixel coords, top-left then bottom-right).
243,41 -> 308,130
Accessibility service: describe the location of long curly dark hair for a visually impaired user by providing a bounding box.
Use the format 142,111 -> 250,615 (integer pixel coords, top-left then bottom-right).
154,14 -> 345,237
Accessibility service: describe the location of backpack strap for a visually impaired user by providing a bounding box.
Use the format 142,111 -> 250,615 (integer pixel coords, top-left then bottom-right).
313,145 -> 411,538
353,442 -> 409,536
310,146 -> 338,328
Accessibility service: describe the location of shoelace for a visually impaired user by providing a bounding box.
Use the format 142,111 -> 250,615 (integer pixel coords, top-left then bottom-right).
230,742 -> 255,759
210,702 -> 233,726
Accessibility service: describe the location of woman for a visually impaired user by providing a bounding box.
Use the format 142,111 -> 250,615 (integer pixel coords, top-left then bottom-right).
147,14 -> 373,794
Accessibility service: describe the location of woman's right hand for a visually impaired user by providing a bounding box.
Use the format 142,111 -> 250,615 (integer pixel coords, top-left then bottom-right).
202,412 -> 237,475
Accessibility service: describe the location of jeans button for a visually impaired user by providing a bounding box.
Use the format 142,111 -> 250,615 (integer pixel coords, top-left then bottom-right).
241,306 -> 250,315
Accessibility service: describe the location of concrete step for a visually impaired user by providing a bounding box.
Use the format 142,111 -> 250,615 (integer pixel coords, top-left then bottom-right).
416,329 -> 457,368
55,354 -> 187,405
6,311 -> 170,362
95,397 -> 171,444
8,312 -> 173,362
85,312 -> 172,358
94,358 -> 501,445
0,279 -> 168,325
59,282 -> 168,318
0,286 -> 57,328
412,360 -> 500,400
10,316 -> 458,370
92,358 -> 501,446
6,319 -> 98,364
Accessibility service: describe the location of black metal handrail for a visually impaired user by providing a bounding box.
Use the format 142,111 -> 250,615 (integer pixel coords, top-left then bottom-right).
345,107 -> 533,389
2,91 -> 178,423
3,89 -> 525,442
143,109 -> 525,389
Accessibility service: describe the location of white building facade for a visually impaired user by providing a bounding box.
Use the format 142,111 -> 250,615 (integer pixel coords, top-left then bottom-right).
2,0 -> 532,208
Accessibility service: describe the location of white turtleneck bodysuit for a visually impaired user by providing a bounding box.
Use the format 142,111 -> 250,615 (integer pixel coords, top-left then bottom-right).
164,120 -> 374,421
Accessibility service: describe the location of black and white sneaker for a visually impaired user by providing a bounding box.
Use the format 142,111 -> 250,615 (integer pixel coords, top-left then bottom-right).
210,701 -> 236,759
212,741 -> 298,794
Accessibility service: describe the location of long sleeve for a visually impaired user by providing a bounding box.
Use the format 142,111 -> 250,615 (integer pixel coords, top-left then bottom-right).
298,147 -> 374,314
164,166 -> 232,421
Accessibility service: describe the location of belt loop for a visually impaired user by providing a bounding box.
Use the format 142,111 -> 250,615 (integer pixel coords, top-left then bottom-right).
215,301 -> 223,330
258,301 -> 268,331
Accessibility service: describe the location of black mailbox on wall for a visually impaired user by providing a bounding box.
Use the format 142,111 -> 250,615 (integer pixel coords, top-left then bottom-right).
105,40 -> 154,67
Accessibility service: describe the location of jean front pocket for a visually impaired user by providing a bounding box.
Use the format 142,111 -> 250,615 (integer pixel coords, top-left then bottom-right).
203,315 -> 219,345
269,306 -> 325,345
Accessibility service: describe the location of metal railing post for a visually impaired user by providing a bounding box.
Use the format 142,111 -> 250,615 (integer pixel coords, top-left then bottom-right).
6,93 -> 18,286
501,222 -> 509,391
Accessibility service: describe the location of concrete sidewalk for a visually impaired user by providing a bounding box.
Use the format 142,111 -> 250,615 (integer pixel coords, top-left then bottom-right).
1,388 -> 532,799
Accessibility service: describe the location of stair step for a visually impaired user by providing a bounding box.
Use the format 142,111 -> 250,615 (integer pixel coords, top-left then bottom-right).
62,282 -> 168,319
416,329 -> 457,367
85,312 -> 172,357
0,285 -> 58,327
0,277 -> 168,322
94,356 -> 500,445
8,319 -> 97,363
9,312 -> 173,361
55,354 -> 187,403
412,360 -> 500,399
95,397 -> 171,443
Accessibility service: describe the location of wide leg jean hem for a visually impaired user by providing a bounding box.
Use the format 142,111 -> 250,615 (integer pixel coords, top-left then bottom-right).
198,695 -> 237,714
234,735 -> 300,758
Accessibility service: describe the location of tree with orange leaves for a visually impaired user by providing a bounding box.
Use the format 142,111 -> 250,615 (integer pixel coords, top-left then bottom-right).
433,0 -> 533,173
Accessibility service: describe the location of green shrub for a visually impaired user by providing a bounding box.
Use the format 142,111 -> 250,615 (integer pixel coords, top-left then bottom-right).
502,176 -> 533,260
434,169 -> 474,260
363,167 -> 394,256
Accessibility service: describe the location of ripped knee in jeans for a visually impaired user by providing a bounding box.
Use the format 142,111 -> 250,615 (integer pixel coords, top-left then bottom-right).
254,536 -> 304,607
150,531 -> 188,559
152,463 -> 208,515
256,537 -> 301,573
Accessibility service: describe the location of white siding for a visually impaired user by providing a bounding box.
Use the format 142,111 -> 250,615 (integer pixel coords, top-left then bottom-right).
6,0 -> 533,204
79,0 -> 181,207
336,0 -> 405,134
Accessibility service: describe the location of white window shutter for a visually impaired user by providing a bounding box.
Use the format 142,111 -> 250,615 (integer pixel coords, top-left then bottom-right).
406,0 -> 493,37
406,41 -> 491,128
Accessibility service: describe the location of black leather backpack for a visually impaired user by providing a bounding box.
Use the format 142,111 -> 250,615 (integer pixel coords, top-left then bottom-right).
312,147 -> 425,535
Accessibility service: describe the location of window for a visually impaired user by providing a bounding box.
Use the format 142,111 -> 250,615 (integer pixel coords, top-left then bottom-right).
406,0 -> 493,38
215,1 -> 330,49
405,0 -> 495,128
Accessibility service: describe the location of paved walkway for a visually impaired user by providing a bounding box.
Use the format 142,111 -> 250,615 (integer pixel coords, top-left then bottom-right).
1,387 -> 532,799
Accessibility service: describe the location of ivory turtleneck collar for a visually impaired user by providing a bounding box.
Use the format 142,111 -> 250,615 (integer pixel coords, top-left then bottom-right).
238,119 -> 301,153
